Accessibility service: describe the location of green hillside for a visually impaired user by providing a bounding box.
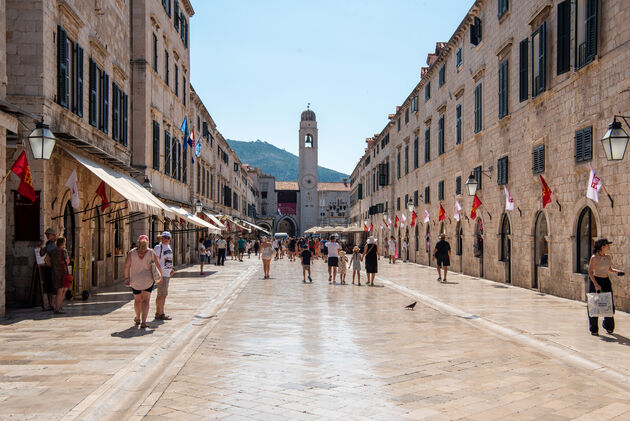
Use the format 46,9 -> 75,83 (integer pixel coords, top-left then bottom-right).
226,139 -> 349,182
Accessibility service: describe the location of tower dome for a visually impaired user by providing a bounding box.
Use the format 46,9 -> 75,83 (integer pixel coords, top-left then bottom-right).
301,108 -> 316,121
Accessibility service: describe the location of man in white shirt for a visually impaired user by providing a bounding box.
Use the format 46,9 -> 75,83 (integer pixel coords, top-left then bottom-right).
154,231 -> 174,320
388,236 -> 397,264
215,236 -> 227,266
198,237 -> 206,275
326,235 -> 341,284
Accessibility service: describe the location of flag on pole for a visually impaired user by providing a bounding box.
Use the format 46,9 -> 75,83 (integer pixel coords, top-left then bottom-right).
394,215 -> 399,228
9,151 -> 35,202
370,223 -> 374,232
401,213 -> 407,223
388,217 -> 392,226
540,175 -> 552,208
277,207 -> 282,216
64,169 -> 80,208
423,209 -> 430,223
411,210 -> 418,226
188,127 -> 195,148
454,200 -> 462,221
504,186 -> 515,211
364,223 -> 369,232
587,164 -> 603,203
383,215 -> 389,228
195,140 -> 202,158
471,194 -> 482,219
180,117 -> 189,149
439,203 -> 446,221
96,181 -> 110,212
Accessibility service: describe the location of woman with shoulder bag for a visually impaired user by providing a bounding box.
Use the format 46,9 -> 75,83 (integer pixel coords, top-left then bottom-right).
124,235 -> 162,329
587,238 -> 624,336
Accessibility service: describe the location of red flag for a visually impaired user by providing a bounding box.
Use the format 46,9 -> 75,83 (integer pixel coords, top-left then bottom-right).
369,223 -> 374,232
96,181 -> 110,212
364,223 -> 369,232
470,194 -> 482,219
540,175 -> 552,208
394,215 -> 399,228
439,204 -> 446,221
10,151 -> 36,202
411,210 -> 418,227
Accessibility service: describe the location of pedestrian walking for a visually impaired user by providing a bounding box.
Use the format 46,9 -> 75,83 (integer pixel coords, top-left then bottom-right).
40,227 -> 57,311
388,236 -> 397,264
350,245 -> 363,285
363,236 -> 379,286
124,235 -> 161,329
237,236 -> 246,262
229,239 -> 235,260
198,236 -> 206,275
154,231 -> 174,321
48,237 -> 71,314
326,235 -> 341,284
338,250 -> 348,285
402,237 -> 409,263
216,236 -> 227,265
254,239 -> 260,256
433,233 -> 451,282
299,244 -> 313,283
587,238 -> 624,336
260,238 -> 275,279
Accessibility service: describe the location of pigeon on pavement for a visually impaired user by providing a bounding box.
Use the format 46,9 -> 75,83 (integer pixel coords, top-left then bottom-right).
405,301 -> 417,310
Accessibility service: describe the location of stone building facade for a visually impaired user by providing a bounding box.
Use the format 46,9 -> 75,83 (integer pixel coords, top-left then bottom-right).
350,0 -> 630,310
0,0 -> 258,316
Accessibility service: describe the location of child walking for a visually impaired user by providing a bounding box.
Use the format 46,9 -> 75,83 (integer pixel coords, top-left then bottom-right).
338,250 -> 348,284
350,246 -> 363,286
300,245 -> 313,283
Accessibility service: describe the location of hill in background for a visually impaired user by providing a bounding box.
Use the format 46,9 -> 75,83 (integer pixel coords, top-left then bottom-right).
226,139 -> 349,182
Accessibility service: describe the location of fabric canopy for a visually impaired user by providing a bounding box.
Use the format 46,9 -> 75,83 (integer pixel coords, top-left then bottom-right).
219,215 -> 251,232
202,211 -> 226,230
241,220 -> 271,235
168,205 -> 221,234
65,148 -> 176,219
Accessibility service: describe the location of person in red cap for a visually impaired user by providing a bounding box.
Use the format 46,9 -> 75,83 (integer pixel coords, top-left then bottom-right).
124,235 -> 162,328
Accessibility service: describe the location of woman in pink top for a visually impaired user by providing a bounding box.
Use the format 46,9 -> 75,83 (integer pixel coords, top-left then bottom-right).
124,235 -> 162,328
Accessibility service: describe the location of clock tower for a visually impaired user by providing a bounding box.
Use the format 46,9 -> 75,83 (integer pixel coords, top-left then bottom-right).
298,106 -> 318,234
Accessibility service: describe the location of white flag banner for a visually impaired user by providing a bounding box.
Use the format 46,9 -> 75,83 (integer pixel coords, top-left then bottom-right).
504,186 -> 515,211
587,164 -> 603,203
64,169 -> 80,208
454,200 -> 462,221
388,217 -> 392,226
423,209 -> 430,223
401,213 -> 407,223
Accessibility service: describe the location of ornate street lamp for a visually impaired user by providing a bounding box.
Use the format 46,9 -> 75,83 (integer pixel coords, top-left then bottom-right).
28,120 -> 57,160
194,198 -> 203,214
407,202 -> 415,213
465,172 -> 478,196
601,116 -> 630,161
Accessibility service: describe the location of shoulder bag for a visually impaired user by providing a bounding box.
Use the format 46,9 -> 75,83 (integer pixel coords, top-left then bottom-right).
150,249 -> 162,283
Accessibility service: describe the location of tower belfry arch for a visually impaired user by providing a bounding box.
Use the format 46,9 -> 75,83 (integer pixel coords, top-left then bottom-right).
298,105 -> 318,234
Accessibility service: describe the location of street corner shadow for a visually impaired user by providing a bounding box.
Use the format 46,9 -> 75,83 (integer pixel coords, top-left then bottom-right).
600,333 -> 630,346
441,281 -> 459,285
111,325 -> 156,338
171,270 -> 217,279
368,284 -> 385,288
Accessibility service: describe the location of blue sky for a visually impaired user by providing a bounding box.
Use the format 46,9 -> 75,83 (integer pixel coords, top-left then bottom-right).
190,0 -> 472,175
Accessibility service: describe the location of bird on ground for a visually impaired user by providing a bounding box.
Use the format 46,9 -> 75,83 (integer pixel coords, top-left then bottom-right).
405,301 -> 417,310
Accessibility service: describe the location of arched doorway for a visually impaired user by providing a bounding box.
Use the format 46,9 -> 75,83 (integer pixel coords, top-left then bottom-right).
439,222 -> 446,235
577,207 -> 597,274
90,207 -> 102,287
500,213 -> 511,283
533,211 -> 548,289
474,217 -> 484,277
63,201 -> 76,272
456,221 -> 463,273
414,225 -> 419,261
425,224 -> 431,266
276,217 -> 297,237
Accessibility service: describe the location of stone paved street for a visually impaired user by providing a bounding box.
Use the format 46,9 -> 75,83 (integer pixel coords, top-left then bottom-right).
3,257 -> 630,420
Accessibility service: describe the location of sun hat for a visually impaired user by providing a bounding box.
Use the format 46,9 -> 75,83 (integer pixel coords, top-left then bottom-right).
594,238 -> 612,251
161,231 -> 171,238
353,245 -> 360,252
138,235 -> 149,242
45,228 -> 56,235
367,236 -> 377,244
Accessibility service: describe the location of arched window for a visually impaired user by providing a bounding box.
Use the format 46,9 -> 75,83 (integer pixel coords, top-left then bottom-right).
456,221 -> 463,256
534,212 -> 548,267
63,201 -> 75,264
473,218 -> 483,258
415,225 -> 419,253
91,207 -> 102,261
425,225 -> 431,253
114,211 -> 122,255
500,214 -> 511,261
577,207 -> 597,274
304,134 -> 313,148
439,222 -> 446,235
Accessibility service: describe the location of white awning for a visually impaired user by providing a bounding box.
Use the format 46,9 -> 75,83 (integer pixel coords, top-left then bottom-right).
241,220 -> 271,235
168,206 -> 222,234
219,215 -> 251,232
65,149 -> 176,219
203,211 -> 226,230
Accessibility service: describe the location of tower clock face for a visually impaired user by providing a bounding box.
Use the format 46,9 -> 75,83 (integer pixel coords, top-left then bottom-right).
300,174 -> 316,188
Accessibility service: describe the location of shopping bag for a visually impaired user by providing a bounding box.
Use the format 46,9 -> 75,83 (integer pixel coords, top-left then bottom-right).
587,292 -> 613,318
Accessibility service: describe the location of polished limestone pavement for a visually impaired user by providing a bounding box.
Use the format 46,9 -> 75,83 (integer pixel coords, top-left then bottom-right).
2,256 -> 630,420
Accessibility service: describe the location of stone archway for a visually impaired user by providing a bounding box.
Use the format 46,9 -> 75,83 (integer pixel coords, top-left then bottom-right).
276,217 -> 297,237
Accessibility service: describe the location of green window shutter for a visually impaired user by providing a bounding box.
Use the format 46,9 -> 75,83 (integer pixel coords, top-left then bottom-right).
89,59 -> 97,126
57,26 -> 69,108
425,127 -> 430,162
585,0 -> 598,61
456,104 -> 462,144
438,115 -> 445,155
165,131 -> 171,176
76,44 -> 83,117
153,121 -> 160,170
557,0 -> 571,75
519,39 -> 529,102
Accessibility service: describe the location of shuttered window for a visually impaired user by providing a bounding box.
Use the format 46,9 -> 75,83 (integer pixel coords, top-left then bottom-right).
358,184 -> 363,200
424,127 -> 431,163
99,70 -> 109,134
470,17 -> 482,46
112,83 -> 119,141
498,60 -> 509,119
378,163 -> 389,186
585,0 -> 598,62
557,0 -> 571,75
519,39 -> 529,102
575,126 -> 593,162
164,131 -> 171,176
404,145 -> 409,174
405,108 -> 409,124
456,176 -> 462,195
533,145 -> 545,174
577,0 -> 599,68
456,104 -> 462,144
174,64 -> 179,96
497,156 -> 508,185
532,22 -> 547,97
413,136 -> 419,169
424,186 -> 430,204
89,59 -> 97,127
57,26 -> 69,108
498,0 -> 509,19
414,190 -> 419,206
397,150 -> 401,179
438,115 -> 445,155
456,48 -> 462,68
152,121 -> 160,170
121,93 -> 128,146
473,166 -> 483,190
438,181 -> 444,201
183,146 -> 187,184
474,83 -> 482,133
74,43 -> 83,118
439,65 -> 445,87
425,82 -> 431,101
152,34 -> 158,72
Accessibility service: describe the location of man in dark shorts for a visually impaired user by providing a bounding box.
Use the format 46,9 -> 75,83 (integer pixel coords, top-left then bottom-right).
300,245 -> 313,283
433,233 -> 451,283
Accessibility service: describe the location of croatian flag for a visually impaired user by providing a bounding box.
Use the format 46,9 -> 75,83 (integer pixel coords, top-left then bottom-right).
277,207 -> 282,216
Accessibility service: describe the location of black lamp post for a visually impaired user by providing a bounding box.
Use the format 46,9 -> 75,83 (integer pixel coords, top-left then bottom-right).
601,116 -> 630,161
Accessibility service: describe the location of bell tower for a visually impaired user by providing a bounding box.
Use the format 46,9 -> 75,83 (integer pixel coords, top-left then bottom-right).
298,105 -> 318,234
